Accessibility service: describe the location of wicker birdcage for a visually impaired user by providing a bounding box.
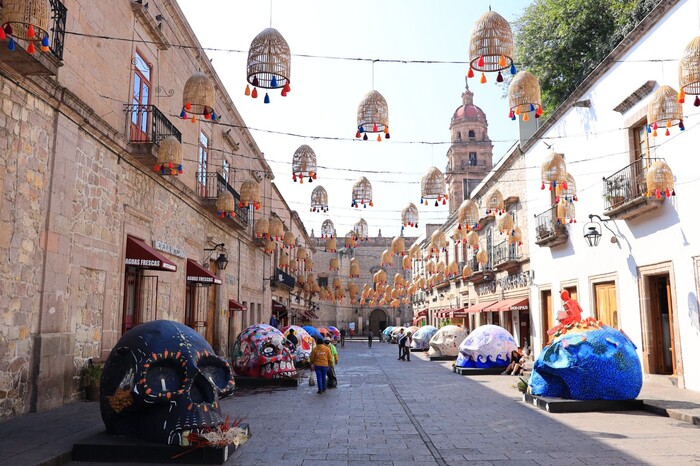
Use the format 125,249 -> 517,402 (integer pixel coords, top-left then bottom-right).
2,0 -> 50,48
437,261 -> 446,275
263,238 -> 276,254
351,177 -> 373,208
462,264 -> 473,279
468,9 -> 515,83
155,136 -> 183,176
485,190 -> 505,215
381,250 -> 393,267
310,186 -> 328,212
647,85 -> 684,136
497,213 -> 514,234
393,273 -> 403,287
305,258 -> 314,272
278,251 -> 289,270
329,257 -> 339,271
508,70 -> 542,120
420,167 -> 448,206
356,90 -> 390,141
465,230 -> 479,249
401,203 -> 419,228
679,36 -> 700,100
349,259 -> 360,278
269,217 -> 284,240
321,219 -> 335,238
555,199 -> 576,224
508,226 -> 523,246
292,145 -> 317,183
215,191 -> 236,219
182,72 -> 215,120
430,229 -> 447,249
245,28 -> 291,103
239,179 -> 261,210
353,218 -> 369,240
296,247 -> 307,262
345,230 -> 357,249
391,236 -> 406,256
451,225 -> 465,244
254,218 -> 269,238
447,260 -> 459,278
646,160 -> 676,198
476,249 -> 489,266
541,150 -> 567,191
325,237 -> 337,253
402,255 -> 411,271
408,243 -> 420,259
557,173 -> 578,202
457,199 -> 480,230
282,231 -> 296,249
425,260 -> 436,276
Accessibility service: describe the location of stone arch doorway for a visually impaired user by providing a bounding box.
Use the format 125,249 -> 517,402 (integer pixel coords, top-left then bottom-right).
369,308 -> 388,335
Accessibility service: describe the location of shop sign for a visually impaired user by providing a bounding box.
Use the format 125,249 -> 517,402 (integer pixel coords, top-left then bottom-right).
154,240 -> 187,259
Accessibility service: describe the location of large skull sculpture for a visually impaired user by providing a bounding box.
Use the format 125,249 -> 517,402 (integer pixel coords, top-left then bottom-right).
280,325 -> 315,366
327,326 -> 341,342
100,320 -> 236,445
390,327 -> 406,343
456,324 -> 518,368
428,325 -> 468,358
411,325 -> 437,350
382,326 -> 395,341
231,324 -> 297,379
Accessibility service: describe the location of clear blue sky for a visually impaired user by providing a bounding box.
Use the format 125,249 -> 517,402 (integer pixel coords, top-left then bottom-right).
179,0 -> 531,239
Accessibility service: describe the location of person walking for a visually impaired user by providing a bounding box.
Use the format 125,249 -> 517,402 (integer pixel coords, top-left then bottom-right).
403,332 -> 413,361
397,328 -> 406,360
326,338 -> 339,388
340,327 -> 346,347
286,328 -> 298,351
309,337 -> 334,394
367,330 -> 374,348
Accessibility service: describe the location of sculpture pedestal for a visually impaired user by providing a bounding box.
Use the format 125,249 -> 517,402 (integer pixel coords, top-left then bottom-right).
522,393 -> 643,413
429,356 -> 456,361
453,367 -> 504,376
234,376 -> 299,388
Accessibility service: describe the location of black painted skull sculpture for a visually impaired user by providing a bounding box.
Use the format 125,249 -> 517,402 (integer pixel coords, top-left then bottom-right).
100,320 -> 236,445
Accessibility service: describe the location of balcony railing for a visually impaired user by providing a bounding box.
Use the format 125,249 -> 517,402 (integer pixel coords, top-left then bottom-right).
125,104 -> 182,146
272,268 -> 295,289
492,241 -> 521,267
49,0 -> 68,61
603,157 -> 665,220
534,205 -> 568,247
196,172 -> 249,226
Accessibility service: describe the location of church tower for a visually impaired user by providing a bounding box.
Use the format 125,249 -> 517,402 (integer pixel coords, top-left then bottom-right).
445,79 -> 493,214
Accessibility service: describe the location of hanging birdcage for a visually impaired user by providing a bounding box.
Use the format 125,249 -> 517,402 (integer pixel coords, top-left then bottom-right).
356,90 -> 390,141
181,72 -> 216,122
646,160 -> 676,198
269,217 -> 284,241
508,70 -> 542,121
557,173 -> 578,202
541,150 -> 567,191
497,213 -> 514,234
283,231 -> 296,249
154,136 -> 183,176
486,190 -> 505,215
278,251 -> 290,271
245,27 -> 291,104
402,255 -> 411,271
329,257 -> 339,271
239,179 -> 261,210
647,85 -> 684,136
292,145 -> 317,183
447,261 -> 459,279
296,247 -> 307,263
254,218 -> 269,238
349,258 -> 360,278
1,0 -> 51,54
679,36 -> 700,104
263,238 -> 276,254
216,191 -> 236,219
344,230 -> 357,249
430,229 -> 447,252
391,236 -> 406,256
476,249 -> 489,266
310,186 -> 329,212
321,219 -> 335,238
462,264 -> 473,279
457,199 -> 480,230
353,218 -> 369,241
381,250 -> 393,267
401,203 -> 419,230
452,225 -> 465,244
508,226 -> 523,246
420,167 -> 448,206
465,230 -> 479,249
468,9 -> 516,84
305,257 -> 314,272
555,199 -> 576,225
351,177 -> 373,208
408,243 -> 420,259
325,237 -> 337,253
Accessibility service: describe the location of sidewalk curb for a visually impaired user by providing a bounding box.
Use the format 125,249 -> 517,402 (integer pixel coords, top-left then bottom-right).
642,403 -> 700,426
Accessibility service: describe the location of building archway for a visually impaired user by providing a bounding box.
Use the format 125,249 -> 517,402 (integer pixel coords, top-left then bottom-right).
369,308 -> 388,335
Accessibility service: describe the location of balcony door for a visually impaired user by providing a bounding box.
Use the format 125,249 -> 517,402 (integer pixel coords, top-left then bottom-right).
130,51 -> 151,142
197,132 -> 209,197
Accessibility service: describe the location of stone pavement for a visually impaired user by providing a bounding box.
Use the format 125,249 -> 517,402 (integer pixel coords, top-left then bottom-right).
1,340 -> 699,465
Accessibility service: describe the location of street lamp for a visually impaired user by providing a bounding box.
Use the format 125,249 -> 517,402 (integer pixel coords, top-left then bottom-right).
583,214 -> 618,247
204,242 -> 229,270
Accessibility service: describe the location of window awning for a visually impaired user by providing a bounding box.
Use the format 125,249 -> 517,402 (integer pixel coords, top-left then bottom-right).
491,297 -> 529,312
465,301 -> 499,313
415,309 -> 428,318
229,300 -> 246,312
125,236 -> 177,272
186,259 -> 222,285
304,309 -> 319,320
272,299 -> 287,312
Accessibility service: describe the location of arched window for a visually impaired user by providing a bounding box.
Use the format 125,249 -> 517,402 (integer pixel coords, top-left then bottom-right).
468,130 -> 476,139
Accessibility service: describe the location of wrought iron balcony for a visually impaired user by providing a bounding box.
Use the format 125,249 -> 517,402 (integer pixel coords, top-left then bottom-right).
125,104 -> 182,146
603,157 -> 665,220
272,268 -> 295,290
534,206 -> 568,247
0,0 -> 67,75
492,241 -> 521,271
197,172 -> 249,229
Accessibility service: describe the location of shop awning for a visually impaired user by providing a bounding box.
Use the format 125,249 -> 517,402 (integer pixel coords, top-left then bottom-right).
491,297 -> 529,312
304,309 -> 319,320
465,301 -> 499,313
229,300 -> 246,312
272,299 -> 286,312
186,259 -> 222,285
125,236 -> 177,272
415,309 -> 428,318
451,308 -> 471,318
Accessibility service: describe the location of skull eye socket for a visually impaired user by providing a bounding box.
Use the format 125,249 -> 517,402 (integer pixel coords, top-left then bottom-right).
198,356 -> 232,391
261,343 -> 277,358
145,359 -> 185,393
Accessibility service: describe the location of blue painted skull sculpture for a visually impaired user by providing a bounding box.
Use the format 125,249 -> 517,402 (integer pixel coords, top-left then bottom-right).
410,325 -> 437,350
100,320 -> 236,445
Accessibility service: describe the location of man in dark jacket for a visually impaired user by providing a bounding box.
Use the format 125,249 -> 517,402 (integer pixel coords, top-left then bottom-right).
287,329 -> 298,350
397,328 -> 406,360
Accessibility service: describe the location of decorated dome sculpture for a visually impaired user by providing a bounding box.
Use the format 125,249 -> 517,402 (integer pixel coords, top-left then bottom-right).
428,325 -> 469,358
457,199 -> 480,230
351,176 -> 373,208
508,226 -> 523,246
329,257 -> 339,271
462,264 -> 473,279
411,326 -> 437,351
646,160 -> 675,199
155,136 -> 183,176
292,145 -> 317,183
456,325 -> 518,369
349,258 -> 360,278
282,231 -> 296,249
245,28 -> 291,104
380,249 -> 393,267
356,90 -> 390,141
468,9 -> 516,84
310,186 -> 329,212
647,85 -> 684,136
401,203 -> 419,230
321,219 -> 336,238
181,72 -> 216,122
555,198 -> 576,224
508,70 -> 542,121
232,324 -> 296,379
421,167 -> 448,206
541,150 -> 567,191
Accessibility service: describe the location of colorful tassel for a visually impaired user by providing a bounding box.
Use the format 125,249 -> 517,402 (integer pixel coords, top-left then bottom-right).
244,85 -> 251,96
270,76 -> 278,88
8,38 -> 15,51
665,187 -> 671,197
0,28 -> 6,40
359,125 -> 364,133
499,55 -> 506,67
355,131 -> 361,138
180,109 -> 187,119
283,82 -> 291,93
191,115 -> 196,123
467,68 -> 474,78
372,123 -> 378,132
477,55 -> 485,67
251,88 -> 258,98
522,112 -> 529,121
678,89 -> 686,103
26,41 -> 35,54
480,73 -> 486,84
363,134 -> 368,141
496,71 -> 503,83
184,102 -> 192,110
680,120 -> 685,131
281,89 -> 287,97
376,134 -> 381,141
508,109 -> 514,120
695,96 -> 700,107
510,63 -> 517,75
252,76 -> 259,86
27,24 -> 35,38
264,93 -> 270,104
4,24 -> 13,35
385,133 -> 390,139
541,181 -> 545,190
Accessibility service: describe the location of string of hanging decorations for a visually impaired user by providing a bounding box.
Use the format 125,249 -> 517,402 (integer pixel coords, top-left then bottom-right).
351,176 -> 373,208
244,27 -> 291,104
356,90 -> 390,141
467,8 -> 516,84
1,0 -> 51,54
181,72 -> 218,122
310,186 -> 329,212
420,167 -> 448,207
292,145 -> 317,183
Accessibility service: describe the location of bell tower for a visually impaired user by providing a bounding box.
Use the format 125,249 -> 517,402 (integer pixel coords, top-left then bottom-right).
445,79 -> 493,214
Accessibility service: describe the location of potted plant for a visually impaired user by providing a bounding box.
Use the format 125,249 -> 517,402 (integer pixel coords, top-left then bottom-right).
80,358 -> 103,402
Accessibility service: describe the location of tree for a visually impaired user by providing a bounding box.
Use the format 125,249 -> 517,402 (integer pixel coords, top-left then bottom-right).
513,0 -> 662,116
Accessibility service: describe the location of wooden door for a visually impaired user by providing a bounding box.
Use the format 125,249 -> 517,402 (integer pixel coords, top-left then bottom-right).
541,289 -> 553,342
594,282 -> 618,328
648,275 -> 675,375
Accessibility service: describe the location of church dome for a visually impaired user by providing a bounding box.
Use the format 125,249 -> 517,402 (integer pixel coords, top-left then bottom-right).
453,103 -> 485,120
